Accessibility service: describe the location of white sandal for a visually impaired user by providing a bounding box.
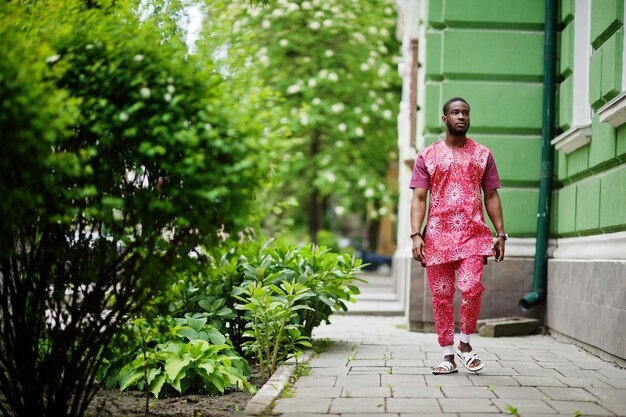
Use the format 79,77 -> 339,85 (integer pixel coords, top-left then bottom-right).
431,360 -> 458,375
456,349 -> 485,372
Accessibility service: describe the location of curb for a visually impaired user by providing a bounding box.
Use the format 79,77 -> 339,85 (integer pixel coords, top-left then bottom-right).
240,350 -> 314,416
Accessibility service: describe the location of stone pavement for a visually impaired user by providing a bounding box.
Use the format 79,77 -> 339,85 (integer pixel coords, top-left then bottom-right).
267,279 -> 626,417
271,315 -> 626,416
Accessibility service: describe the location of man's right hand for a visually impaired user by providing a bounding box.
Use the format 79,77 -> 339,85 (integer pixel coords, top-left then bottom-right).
411,235 -> 425,262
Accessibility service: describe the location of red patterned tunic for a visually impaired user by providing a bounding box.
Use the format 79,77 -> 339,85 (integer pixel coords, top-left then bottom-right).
410,138 -> 501,266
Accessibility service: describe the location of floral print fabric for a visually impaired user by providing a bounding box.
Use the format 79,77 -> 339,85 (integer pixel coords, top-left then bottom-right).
415,138 -> 497,266
426,256 -> 485,347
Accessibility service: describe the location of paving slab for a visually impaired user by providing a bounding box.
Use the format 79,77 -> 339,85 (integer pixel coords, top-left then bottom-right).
245,314 -> 626,416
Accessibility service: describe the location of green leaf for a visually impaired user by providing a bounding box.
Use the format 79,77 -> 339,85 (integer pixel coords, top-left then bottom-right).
150,373 -> 166,398
164,355 -> 191,382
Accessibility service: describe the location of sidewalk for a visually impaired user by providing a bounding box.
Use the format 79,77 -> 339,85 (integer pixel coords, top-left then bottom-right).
267,279 -> 626,416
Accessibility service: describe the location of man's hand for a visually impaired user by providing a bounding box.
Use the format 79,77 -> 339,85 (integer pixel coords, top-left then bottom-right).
493,237 -> 505,262
412,235 -> 425,262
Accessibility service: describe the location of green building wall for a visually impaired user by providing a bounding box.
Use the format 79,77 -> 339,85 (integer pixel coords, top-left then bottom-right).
555,0 -> 626,236
422,0 -> 545,236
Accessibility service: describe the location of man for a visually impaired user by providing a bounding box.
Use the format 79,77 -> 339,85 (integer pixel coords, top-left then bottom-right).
409,97 -> 506,374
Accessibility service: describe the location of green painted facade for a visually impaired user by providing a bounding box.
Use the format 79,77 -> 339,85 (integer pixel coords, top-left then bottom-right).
421,0 -> 626,238
555,0 -> 626,237
421,0 -> 545,236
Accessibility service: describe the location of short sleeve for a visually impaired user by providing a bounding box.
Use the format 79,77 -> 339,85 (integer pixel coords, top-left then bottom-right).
409,154 -> 430,189
481,152 -> 501,190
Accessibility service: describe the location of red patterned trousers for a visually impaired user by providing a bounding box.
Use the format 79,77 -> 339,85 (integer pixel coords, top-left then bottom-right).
426,256 -> 485,347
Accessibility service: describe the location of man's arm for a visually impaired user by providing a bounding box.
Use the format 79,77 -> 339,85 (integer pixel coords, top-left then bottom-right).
410,187 -> 428,262
484,188 -> 505,262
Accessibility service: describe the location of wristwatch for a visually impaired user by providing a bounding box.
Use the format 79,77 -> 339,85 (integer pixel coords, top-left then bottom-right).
496,232 -> 508,240
410,231 -> 422,238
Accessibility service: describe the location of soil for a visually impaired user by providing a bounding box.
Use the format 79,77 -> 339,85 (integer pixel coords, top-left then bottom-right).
86,365 -> 264,417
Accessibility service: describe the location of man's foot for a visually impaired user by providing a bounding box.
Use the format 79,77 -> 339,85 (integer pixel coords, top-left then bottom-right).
456,342 -> 485,372
432,354 -> 457,374
457,342 -> 481,368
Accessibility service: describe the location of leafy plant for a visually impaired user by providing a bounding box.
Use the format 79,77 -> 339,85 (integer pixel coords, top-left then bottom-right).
99,315 -> 253,399
235,281 -> 313,382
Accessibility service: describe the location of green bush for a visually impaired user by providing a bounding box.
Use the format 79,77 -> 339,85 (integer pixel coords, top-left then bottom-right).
0,2 -> 281,416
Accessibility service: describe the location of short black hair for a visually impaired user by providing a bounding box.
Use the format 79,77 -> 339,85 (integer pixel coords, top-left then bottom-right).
442,97 -> 469,116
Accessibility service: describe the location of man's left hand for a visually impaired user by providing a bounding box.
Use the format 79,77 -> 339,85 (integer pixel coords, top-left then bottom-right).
493,238 -> 505,262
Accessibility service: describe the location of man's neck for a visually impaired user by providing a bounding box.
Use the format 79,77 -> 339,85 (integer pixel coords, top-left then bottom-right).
444,134 -> 467,148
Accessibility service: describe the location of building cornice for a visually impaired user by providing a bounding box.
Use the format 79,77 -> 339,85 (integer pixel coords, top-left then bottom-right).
550,124 -> 592,154
598,90 -> 626,128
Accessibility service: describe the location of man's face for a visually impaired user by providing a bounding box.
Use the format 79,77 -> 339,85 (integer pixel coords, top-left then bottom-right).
442,101 -> 470,136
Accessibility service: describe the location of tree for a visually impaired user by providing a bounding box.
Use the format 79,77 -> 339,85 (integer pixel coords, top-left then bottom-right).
205,0 -> 401,243
0,1 -> 282,416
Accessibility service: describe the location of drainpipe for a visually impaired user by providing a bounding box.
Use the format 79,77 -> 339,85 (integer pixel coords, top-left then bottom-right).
519,0 -> 558,312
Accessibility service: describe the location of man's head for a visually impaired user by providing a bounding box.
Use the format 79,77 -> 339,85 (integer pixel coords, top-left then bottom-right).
441,97 -> 470,136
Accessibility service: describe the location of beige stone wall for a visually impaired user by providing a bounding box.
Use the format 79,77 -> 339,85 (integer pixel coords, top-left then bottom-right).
547,260 -> 626,362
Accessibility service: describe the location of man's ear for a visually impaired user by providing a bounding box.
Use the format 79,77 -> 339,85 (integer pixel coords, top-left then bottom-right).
441,115 -> 447,124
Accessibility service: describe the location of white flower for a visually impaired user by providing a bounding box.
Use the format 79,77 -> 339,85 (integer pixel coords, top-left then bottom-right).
303,56 -> 311,63
328,72 -> 338,82
314,11 -> 324,19
324,49 -> 334,57
335,140 -> 344,147
301,1 -> 312,9
323,19 -> 332,27
331,103 -> 345,113
370,103 -> 380,111
338,123 -> 347,132
259,55 -> 270,65
164,93 -> 172,102
272,9 -> 283,17
140,87 -> 151,98
133,54 -> 144,62
382,109 -> 393,119
367,26 -> 377,35
119,112 -> 129,122
312,97 -> 321,105
319,69 -> 328,79
360,63 -> 370,71
324,171 -> 336,183
331,6 -> 340,13
85,44 -> 93,50
279,39 -> 289,47
378,45 -> 388,54
308,78 -> 317,87
334,206 -> 346,216
355,126 -> 364,137
377,66 -> 388,77
249,8 -> 261,17
167,85 -> 175,94
379,206 -> 388,216
300,112 -> 309,125
364,189 -> 375,199
287,84 -> 300,94
384,7 -> 393,15
353,32 -> 366,43
354,107 -> 362,114
46,54 -> 61,64
204,123 -> 213,130
280,117 -> 289,124
309,21 -> 321,30
262,20 -> 271,29
380,28 -> 390,37
358,178 -> 367,187
369,91 -> 377,97
360,115 -> 370,124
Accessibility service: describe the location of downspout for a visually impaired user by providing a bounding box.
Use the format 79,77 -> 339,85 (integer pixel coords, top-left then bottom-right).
520,0 -> 558,311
